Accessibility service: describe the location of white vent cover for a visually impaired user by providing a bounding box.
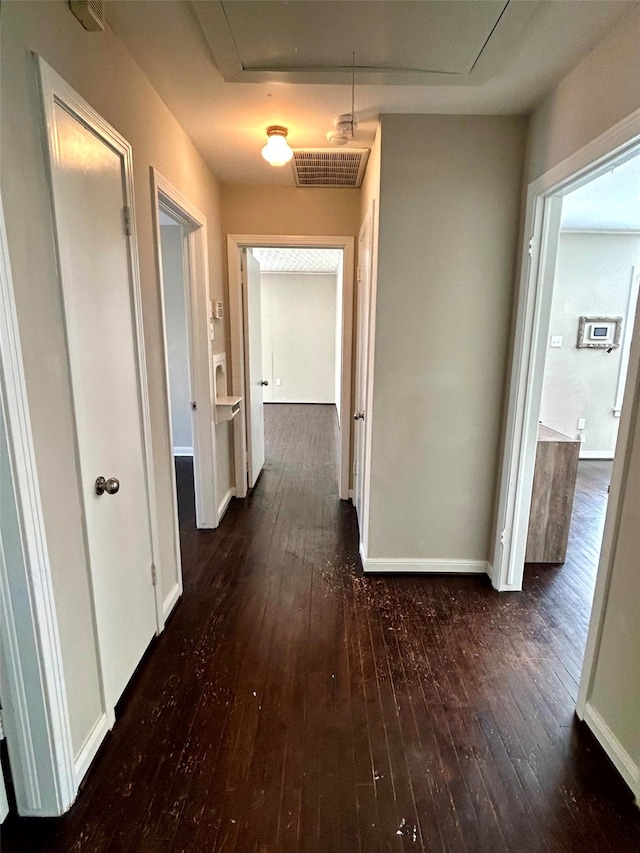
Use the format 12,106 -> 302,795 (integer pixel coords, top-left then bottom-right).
69,0 -> 106,32
292,149 -> 370,188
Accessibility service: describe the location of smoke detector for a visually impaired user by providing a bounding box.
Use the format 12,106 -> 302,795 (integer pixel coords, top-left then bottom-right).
327,114 -> 358,146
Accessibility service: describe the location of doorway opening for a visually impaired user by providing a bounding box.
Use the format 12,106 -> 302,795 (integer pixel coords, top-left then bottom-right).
157,209 -> 198,529
227,235 -> 354,501
495,125 -> 640,754
248,246 -> 344,490
152,169 -> 219,555
525,156 -> 640,698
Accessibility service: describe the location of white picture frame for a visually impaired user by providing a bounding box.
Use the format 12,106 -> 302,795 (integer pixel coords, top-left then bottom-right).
577,316 -> 622,349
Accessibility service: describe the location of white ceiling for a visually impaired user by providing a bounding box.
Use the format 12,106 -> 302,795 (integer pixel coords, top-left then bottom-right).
252,248 -> 342,273
107,1 -> 638,186
561,154 -> 640,231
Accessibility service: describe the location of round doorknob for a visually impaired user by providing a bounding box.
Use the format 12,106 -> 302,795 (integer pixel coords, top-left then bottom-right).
260,380 -> 269,386
95,476 -> 120,496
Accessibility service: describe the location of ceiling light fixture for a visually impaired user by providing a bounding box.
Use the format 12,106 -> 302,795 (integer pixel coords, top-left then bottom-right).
261,125 -> 293,166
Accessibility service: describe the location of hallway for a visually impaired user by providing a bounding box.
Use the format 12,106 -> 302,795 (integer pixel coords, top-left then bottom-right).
2,405 -> 640,852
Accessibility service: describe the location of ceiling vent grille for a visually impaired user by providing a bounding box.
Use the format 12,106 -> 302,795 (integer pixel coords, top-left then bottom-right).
69,0 -> 106,32
292,149 -> 370,188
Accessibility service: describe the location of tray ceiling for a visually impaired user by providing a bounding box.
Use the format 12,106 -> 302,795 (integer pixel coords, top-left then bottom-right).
194,0 -> 538,85
106,1 -> 637,186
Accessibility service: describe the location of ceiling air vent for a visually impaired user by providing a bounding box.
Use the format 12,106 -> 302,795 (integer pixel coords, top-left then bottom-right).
292,149 -> 370,189
69,0 -> 106,32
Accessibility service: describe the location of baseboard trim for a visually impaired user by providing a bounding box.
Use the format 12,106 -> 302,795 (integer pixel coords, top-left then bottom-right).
360,550 -> 489,576
162,581 -> 182,621
579,450 -> 614,460
217,487 -> 235,521
583,703 -> 639,799
173,447 -> 193,457
74,712 -> 109,786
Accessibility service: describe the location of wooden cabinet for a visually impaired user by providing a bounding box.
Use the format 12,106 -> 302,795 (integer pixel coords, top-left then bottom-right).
525,424 -> 580,563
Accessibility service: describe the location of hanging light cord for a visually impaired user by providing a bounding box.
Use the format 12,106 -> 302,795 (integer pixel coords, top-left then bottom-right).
351,52 -> 355,138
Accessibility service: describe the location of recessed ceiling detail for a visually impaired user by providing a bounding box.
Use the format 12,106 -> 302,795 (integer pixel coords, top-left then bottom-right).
291,149 -> 369,188
192,0 -> 539,85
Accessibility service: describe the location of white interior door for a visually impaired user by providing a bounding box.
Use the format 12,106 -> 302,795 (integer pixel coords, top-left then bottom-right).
49,102 -> 157,709
354,216 -> 373,524
242,249 -> 266,487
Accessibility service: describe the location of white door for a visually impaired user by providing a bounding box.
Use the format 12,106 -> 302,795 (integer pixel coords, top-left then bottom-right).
48,102 -> 157,708
242,249 -> 266,487
354,214 -> 373,524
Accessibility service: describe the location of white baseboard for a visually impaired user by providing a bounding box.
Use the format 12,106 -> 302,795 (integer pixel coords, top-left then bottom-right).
173,447 -> 193,457
579,450 -> 615,460
583,703 -> 640,799
74,712 -> 109,785
217,487 -> 235,521
162,581 -> 182,621
359,546 -> 489,576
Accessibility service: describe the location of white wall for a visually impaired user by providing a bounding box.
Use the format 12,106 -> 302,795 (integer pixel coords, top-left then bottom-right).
160,224 -> 193,453
367,114 -> 527,563
0,0 -> 229,762
526,3 -> 640,799
541,232 -> 640,455
260,272 -> 337,404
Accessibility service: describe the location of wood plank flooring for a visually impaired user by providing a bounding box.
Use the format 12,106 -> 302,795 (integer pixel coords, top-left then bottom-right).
2,406 -> 639,852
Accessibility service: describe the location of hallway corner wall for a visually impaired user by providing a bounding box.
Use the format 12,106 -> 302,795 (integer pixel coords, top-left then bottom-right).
366,114 -> 527,565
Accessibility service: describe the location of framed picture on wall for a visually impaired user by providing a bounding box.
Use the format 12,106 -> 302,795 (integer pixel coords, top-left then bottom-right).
577,316 -> 622,349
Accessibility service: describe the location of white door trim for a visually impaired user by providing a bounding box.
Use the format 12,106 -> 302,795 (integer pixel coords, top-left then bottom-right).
0,187 -> 76,814
354,202 -> 377,555
38,58 -> 164,711
227,235 -> 355,500
493,106 -> 640,729
151,170 -> 218,612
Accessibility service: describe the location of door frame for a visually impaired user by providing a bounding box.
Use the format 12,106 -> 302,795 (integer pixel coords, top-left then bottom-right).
493,107 -> 640,726
151,170 -> 217,607
0,185 -> 76,814
354,202 -> 377,554
227,235 -> 355,499
38,58 -> 164,717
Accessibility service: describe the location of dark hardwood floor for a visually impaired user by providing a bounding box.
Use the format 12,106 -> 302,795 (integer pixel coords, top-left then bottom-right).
2,407 -> 639,852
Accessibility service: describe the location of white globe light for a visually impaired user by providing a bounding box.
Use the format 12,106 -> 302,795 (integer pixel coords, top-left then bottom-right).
262,126 -> 293,166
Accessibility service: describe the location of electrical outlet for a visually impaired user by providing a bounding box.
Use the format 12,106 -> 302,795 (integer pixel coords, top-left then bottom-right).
577,418 -> 586,430
550,335 -> 563,348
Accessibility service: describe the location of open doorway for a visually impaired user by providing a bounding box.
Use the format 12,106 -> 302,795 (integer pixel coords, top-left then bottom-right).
495,135 -> 640,739
152,171 -> 219,547
158,210 -> 197,525
239,246 -> 345,492
522,157 -> 640,696
227,235 -> 354,501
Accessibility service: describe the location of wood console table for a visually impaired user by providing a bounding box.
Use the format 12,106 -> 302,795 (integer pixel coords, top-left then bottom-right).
525,424 -> 580,563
